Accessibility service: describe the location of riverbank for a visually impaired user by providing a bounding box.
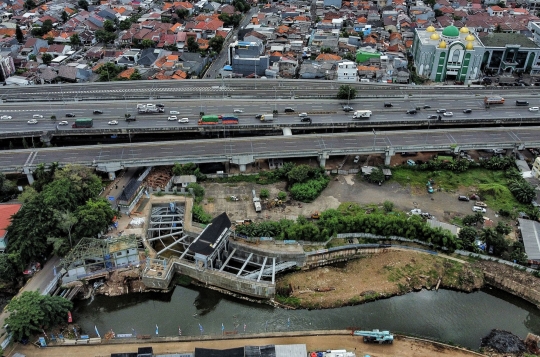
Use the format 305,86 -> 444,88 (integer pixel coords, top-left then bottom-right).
276,250 -> 484,309
7,330 -> 485,357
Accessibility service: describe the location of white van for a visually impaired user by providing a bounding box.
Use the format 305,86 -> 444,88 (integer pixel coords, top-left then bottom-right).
472,206 -> 486,213
360,79 -> 370,83
32,114 -> 43,119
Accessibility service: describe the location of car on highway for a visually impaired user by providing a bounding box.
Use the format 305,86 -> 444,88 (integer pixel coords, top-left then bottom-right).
27,119 -> 38,124
0,115 -> 12,120
384,103 -> 393,107
32,114 -> 43,119
529,107 -> 539,112
300,117 -> 311,123
108,120 -> 118,125
58,121 -> 69,125
443,112 -> 454,117
436,109 -> 446,113
427,115 -> 438,119
284,107 -> 295,113
255,114 -> 262,119
423,105 -> 431,109
65,113 -> 76,117
93,110 -> 103,114
299,112 -> 308,117
178,117 -> 189,123
472,206 -> 486,213
343,106 -> 354,112
170,111 -> 180,115
233,109 -> 243,113
168,116 -> 178,121
406,109 -> 417,115
463,109 -> 472,113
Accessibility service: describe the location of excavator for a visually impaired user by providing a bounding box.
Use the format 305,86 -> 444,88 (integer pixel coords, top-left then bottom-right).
353,329 -> 394,344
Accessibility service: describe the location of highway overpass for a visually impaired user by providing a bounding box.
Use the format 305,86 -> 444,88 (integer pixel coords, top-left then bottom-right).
2,127 -> 536,182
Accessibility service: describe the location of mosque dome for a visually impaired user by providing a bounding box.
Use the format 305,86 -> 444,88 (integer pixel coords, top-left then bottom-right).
465,34 -> 475,41
438,41 -> 447,49
460,26 -> 470,34
426,25 -> 436,32
430,33 -> 440,40
465,41 -> 474,50
442,25 -> 460,38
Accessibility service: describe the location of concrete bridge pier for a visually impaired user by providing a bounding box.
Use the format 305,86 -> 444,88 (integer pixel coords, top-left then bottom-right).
95,162 -> 124,180
318,152 -> 329,168
23,166 -> 34,184
230,155 -> 254,172
384,147 -> 395,166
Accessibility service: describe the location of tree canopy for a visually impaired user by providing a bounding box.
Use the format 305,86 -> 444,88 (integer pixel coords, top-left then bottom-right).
5,291 -> 73,341
337,85 -> 357,100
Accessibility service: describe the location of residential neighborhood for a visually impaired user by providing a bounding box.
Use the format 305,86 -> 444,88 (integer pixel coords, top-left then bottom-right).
2,0 -> 540,83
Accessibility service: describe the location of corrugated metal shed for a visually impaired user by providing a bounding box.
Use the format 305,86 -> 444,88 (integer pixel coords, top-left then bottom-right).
275,344 -> 307,357
518,218 -> 540,261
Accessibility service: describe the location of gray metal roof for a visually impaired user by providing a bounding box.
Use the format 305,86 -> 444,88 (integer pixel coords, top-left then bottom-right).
518,218 -> 540,260
275,344 -> 307,357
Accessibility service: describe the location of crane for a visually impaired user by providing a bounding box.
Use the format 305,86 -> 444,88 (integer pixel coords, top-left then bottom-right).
353,329 -> 394,344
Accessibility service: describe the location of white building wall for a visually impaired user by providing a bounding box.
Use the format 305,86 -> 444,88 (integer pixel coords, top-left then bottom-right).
336,61 -> 358,82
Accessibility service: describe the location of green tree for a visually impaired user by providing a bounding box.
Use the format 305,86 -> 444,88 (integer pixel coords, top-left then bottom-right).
481,227 -> 508,256
337,85 -> 357,100
508,179 -> 536,203
277,191 -> 287,201
458,226 -> 477,251
56,210 -> 78,248
509,241 -> 527,265
434,9 -> 443,17
70,33 -> 81,47
366,167 -> 384,184
129,69 -> 142,80
495,221 -> 512,236
187,183 -> 205,203
209,35 -> 224,52
28,54 -> 37,61
119,19 -> 132,30
140,38 -> 155,49
287,164 -> 311,184
383,200 -> 394,212
187,37 -> 199,52
103,19 -> 116,32
42,53 -> 53,65
494,24 -> 502,33
74,199 -> 115,239
260,188 -> 269,199
172,162 -> 206,180
24,0 -> 35,9
175,8 -> 189,19
61,10 -> 69,22
46,36 -> 54,45
233,0 -> 250,12
95,29 -> 116,44
5,291 -> 73,341
219,13 -> 242,27
41,19 -> 53,35
0,254 -> 17,283
16,25 -> 24,43
78,0 -> 89,10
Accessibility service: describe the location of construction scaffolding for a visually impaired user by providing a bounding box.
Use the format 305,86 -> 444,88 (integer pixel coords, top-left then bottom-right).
147,202 -> 192,258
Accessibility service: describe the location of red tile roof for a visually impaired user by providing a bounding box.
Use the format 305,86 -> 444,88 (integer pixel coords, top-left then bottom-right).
0,204 -> 21,238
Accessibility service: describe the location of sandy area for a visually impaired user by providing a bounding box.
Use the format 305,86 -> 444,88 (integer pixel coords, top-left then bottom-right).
277,250 -> 484,309
8,332 -> 485,357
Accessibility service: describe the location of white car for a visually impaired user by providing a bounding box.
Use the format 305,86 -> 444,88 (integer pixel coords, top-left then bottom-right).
233,109 -> 243,113
170,111 -> 179,115
168,116 -> 178,121
443,112 -> 454,117
299,112 -> 308,117
27,119 -> 38,124
529,107 -> 539,112
178,117 -> 189,123
472,206 -> 487,213
353,155 -> 360,163
108,120 -> 118,125
58,121 -> 69,125
32,114 -> 43,119
0,115 -> 12,120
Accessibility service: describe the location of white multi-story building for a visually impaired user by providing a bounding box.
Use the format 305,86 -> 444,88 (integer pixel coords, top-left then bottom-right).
336,61 -> 357,82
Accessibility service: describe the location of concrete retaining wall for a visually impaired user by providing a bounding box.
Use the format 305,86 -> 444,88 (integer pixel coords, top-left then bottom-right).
484,272 -> 540,307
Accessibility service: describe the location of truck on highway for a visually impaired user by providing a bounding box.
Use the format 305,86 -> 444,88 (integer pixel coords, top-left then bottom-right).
138,106 -> 164,114
484,96 -> 505,104
352,110 -> 372,119
71,118 -> 93,128
260,114 -> 274,122
221,115 -> 239,124
199,115 -> 221,125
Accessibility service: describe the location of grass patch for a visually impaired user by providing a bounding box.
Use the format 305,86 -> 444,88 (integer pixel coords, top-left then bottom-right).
275,295 -> 301,308
477,183 -> 527,213
451,216 -> 464,227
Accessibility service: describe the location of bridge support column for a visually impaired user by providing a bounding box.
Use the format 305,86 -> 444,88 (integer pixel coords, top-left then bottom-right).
96,162 -> 123,180
230,155 -> 254,173
23,167 -> 34,185
108,171 -> 116,180
40,136 -> 51,147
384,147 -> 395,166
318,151 -> 329,168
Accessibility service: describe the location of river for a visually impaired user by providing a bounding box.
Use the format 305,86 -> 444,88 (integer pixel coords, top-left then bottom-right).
73,285 -> 540,349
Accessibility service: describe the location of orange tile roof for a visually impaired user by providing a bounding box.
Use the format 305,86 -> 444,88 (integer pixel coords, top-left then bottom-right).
163,3 -> 173,10
118,67 -> 136,79
197,38 -> 209,50
64,7 -> 75,14
357,17 -> 367,23
405,40 -> 413,48
357,65 -> 378,71
172,69 -> 187,79
315,53 -> 342,61
0,28 -> 16,37
0,204 -> 21,238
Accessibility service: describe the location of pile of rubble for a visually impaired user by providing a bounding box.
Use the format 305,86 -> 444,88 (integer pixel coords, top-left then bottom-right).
144,166 -> 172,190
481,329 -> 526,354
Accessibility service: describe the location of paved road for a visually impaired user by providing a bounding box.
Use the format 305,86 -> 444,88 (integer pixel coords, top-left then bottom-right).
1,96 -> 538,133
0,127 -> 537,173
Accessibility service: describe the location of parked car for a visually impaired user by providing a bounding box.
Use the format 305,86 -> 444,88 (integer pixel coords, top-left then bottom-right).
406,109 -> 417,115
58,121 -> 69,125
178,118 -> 189,123
463,109 -> 472,113
472,206 -> 486,213
436,109 -> 446,113
475,201 -> 487,208
407,159 -> 416,166
65,113 -> 76,117
108,120 -> 118,125
353,155 -> 360,163
93,110 -> 103,114
458,195 -> 470,201
0,115 -> 12,120
443,112 -> 454,117
167,116 -> 178,121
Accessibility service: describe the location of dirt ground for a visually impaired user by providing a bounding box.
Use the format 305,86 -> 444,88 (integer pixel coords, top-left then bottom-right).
277,250 -> 483,309
8,333 -> 485,357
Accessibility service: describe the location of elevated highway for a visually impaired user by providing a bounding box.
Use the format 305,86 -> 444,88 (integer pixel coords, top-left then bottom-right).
3,127 -> 537,181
